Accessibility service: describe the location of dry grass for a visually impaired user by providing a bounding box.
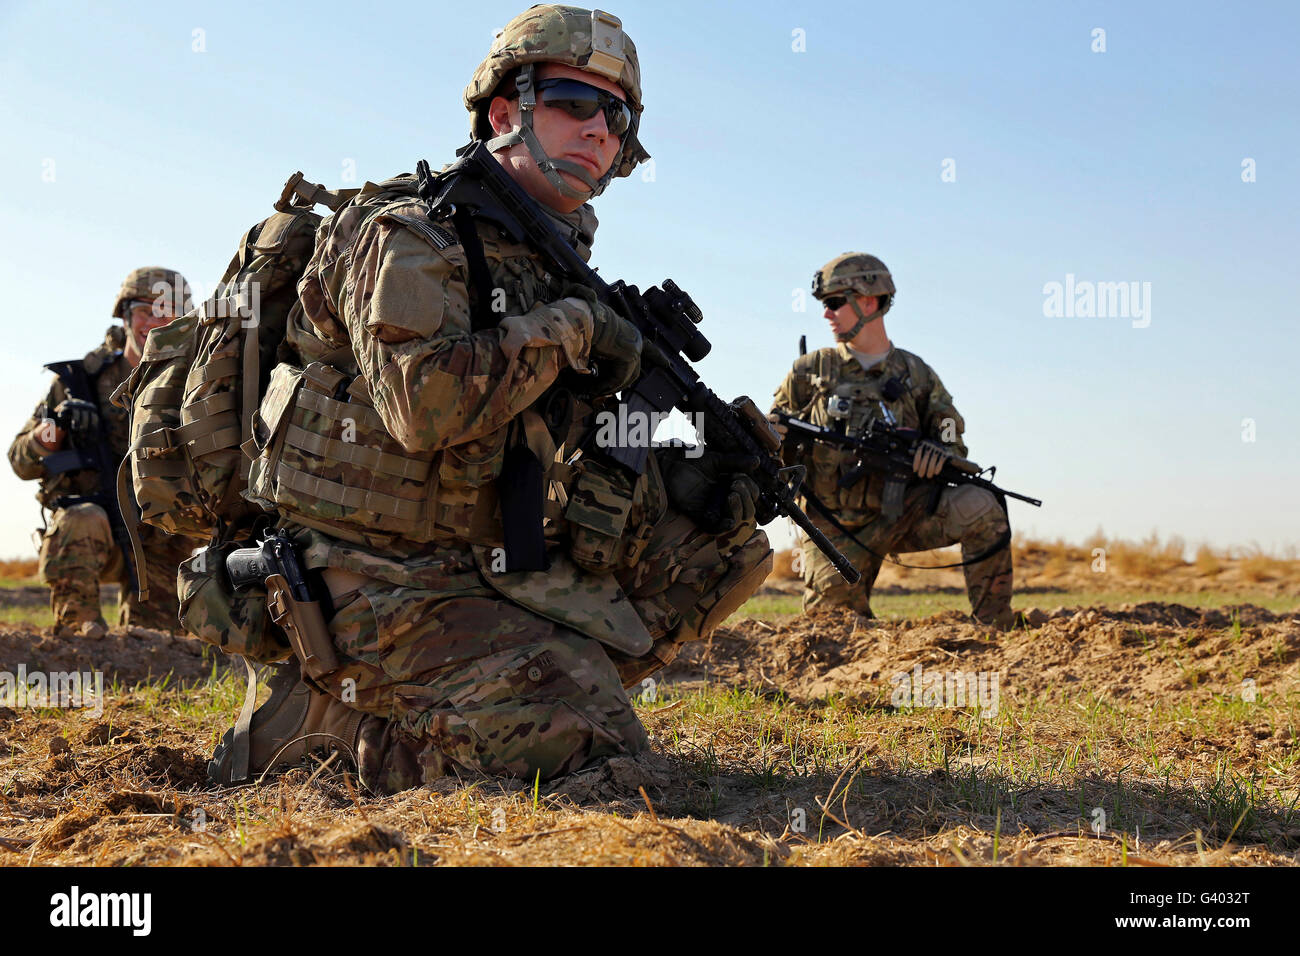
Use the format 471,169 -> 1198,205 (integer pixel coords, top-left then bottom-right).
1196,545 -> 1224,576
1107,533 -> 1187,579
1239,546 -> 1285,583
0,558 -> 38,583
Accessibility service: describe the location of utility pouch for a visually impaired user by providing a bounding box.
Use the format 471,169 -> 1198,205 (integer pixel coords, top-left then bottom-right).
564,457 -> 635,573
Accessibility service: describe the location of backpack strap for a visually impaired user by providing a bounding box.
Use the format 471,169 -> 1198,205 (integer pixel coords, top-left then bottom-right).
115,454 -> 152,601
275,171 -> 359,214
451,206 -> 497,332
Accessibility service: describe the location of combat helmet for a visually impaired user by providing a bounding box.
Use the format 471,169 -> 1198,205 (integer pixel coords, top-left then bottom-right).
112,266 -> 192,319
812,253 -> 895,341
465,4 -> 650,200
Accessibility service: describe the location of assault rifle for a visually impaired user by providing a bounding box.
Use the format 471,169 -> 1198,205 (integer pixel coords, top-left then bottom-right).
771,411 -> 1042,521
415,141 -> 859,583
39,360 -> 139,595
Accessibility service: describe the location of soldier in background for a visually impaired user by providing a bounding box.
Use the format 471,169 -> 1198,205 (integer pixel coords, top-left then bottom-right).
771,253 -> 1016,628
8,267 -> 200,636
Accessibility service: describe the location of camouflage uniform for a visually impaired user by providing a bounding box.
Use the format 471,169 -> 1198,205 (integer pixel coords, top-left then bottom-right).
8,326 -> 199,631
236,5 -> 770,793
773,277 -> 1013,626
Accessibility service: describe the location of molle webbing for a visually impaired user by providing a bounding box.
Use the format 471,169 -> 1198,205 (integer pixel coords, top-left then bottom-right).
253,364 -> 448,543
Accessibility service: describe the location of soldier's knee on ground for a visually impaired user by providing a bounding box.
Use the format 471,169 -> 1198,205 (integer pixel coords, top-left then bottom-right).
358,628 -> 646,794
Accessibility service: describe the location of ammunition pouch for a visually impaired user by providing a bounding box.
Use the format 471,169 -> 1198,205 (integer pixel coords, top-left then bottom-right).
246,361 -> 499,548
563,454 -> 661,574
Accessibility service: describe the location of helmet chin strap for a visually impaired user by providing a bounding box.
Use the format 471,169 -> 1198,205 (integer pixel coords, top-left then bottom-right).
834,296 -> 880,342
484,63 -> 626,201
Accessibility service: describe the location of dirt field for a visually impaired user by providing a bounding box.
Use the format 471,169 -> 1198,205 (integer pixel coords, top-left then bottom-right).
0,541 -> 1297,867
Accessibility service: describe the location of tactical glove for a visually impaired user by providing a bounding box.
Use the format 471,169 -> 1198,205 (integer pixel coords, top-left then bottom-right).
52,398 -> 100,439
588,302 -> 642,395
912,438 -> 951,479
563,284 -> 642,395
661,446 -> 761,534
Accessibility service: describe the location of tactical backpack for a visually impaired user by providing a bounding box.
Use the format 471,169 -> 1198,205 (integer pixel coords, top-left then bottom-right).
114,173 -> 362,658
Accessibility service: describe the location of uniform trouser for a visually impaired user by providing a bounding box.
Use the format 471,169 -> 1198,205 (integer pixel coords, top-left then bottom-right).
37,502 -> 194,632
801,484 -> 1014,625
313,518 -> 771,795
319,580 -> 648,795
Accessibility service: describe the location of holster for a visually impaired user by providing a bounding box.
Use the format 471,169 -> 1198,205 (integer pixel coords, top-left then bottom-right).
265,572 -> 339,682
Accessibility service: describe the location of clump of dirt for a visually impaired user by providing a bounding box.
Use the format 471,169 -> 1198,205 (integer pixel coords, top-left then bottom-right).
0,622 -> 232,686
665,603 -> 1300,704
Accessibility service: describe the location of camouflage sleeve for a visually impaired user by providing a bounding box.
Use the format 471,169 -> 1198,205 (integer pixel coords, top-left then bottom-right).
921,367 -> 968,459
7,377 -> 64,480
323,219 -> 596,454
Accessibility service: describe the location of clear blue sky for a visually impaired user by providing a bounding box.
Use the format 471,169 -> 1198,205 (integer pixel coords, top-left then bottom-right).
1,0 -> 1296,558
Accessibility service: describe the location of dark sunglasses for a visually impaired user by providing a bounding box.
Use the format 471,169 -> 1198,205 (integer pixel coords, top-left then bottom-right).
822,294 -> 849,312
534,77 -> 632,137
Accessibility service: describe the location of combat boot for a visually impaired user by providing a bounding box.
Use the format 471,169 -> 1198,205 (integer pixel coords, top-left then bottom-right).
972,608 -> 1020,632
208,659 -> 364,785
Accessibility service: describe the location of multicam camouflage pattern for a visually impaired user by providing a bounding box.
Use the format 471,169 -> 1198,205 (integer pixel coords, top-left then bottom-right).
350,606 -> 648,794
774,344 -> 967,520
466,4 -> 644,109
255,162 -> 769,792
464,4 -> 648,179
176,547 -> 289,662
799,483 -> 1014,627
35,500 -> 195,631
9,327 -> 131,510
811,252 -> 896,303
773,343 -> 1014,627
562,454 -> 651,573
254,177 -> 598,549
9,326 -> 200,631
37,502 -> 111,629
119,200 -> 333,540
112,266 -> 192,318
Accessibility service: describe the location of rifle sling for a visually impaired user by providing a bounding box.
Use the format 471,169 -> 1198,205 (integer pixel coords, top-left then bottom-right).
800,485 -> 1010,571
